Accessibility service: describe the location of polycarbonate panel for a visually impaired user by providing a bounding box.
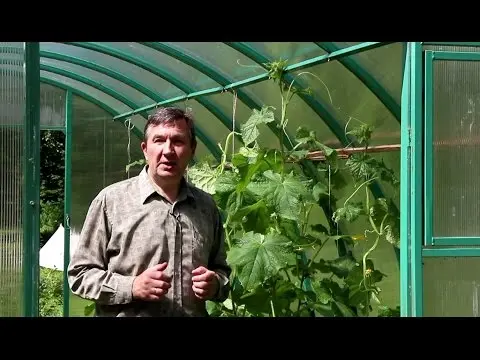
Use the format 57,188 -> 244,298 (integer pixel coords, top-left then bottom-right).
173,99 -> 231,153
40,71 -> 132,115
102,42 -> 220,93
104,107 -> 144,192
40,83 -> 65,127
0,42 -> 25,316
40,58 -> 156,107
245,42 -> 327,65
0,43 -> 23,63
289,59 -> 400,147
164,42 -> 264,82
424,44 -> 480,53
424,256 -> 480,317
432,59 -> 480,237
335,42 -> 404,108
70,95 -> 143,233
40,42 -> 185,100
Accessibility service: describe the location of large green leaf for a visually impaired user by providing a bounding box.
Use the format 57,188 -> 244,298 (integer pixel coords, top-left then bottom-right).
241,106 -> 275,146
214,170 -> 240,194
227,231 -> 296,291
247,170 -> 309,220
187,163 -> 219,194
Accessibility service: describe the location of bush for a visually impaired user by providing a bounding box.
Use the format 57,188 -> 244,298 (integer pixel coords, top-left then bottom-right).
39,267 -> 63,317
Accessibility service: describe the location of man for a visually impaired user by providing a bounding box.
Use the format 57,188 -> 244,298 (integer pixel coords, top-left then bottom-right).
68,107 -> 231,317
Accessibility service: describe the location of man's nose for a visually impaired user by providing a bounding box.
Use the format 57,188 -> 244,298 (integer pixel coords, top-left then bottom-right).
163,139 -> 174,154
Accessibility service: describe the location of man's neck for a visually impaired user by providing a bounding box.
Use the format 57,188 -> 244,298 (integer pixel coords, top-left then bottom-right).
147,169 -> 181,204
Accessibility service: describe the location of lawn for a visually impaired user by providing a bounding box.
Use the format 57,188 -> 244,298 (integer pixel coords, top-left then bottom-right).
0,235 -> 93,317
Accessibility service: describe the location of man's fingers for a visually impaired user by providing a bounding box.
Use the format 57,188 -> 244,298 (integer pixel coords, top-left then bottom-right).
153,262 -> 168,271
192,285 -> 207,297
150,279 -> 171,290
192,270 -> 215,282
149,287 -> 167,298
150,271 -> 172,282
192,266 -> 207,275
192,280 -> 209,289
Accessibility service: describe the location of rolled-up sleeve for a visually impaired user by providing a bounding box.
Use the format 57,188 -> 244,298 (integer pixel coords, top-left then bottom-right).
67,192 -> 135,305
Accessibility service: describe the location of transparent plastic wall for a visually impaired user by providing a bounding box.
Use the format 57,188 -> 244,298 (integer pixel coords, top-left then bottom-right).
432,54 -> 480,237
0,42 -> 25,316
424,256 -> 480,317
40,83 -> 65,128
69,95 -> 143,315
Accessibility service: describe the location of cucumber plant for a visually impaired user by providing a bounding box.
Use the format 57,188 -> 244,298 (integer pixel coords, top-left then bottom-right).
117,59 -> 400,317
186,59 -> 400,317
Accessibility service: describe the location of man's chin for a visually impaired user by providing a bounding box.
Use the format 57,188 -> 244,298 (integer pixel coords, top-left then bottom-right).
156,168 -> 181,179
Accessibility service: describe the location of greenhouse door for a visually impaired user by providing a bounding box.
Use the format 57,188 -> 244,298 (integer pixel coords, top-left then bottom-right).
401,42 -> 480,317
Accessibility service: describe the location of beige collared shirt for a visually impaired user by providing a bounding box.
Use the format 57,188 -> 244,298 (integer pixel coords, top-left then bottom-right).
67,166 -> 231,317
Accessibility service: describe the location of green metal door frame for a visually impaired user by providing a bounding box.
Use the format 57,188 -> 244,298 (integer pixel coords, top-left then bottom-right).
401,43 -> 480,317
24,42 -> 41,317
63,90 -> 72,316
400,42 -> 423,317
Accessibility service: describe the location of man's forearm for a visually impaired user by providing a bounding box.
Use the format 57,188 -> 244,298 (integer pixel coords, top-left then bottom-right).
68,266 -> 136,305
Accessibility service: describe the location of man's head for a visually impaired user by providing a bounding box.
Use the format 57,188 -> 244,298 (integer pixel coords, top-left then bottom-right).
141,107 -> 197,186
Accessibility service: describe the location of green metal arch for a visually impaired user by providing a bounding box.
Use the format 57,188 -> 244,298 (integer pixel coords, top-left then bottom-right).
40,67 -> 222,161
40,63 -> 148,119
61,42 -> 243,144
40,77 -> 143,137
39,50 -> 239,153
138,42 -> 271,115
315,42 -> 401,122
224,42 -> 356,146
40,50 -> 162,104
39,78 -> 199,165
136,41 -> 295,150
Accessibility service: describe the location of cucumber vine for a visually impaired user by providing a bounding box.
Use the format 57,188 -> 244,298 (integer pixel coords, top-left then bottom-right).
123,58 -> 401,317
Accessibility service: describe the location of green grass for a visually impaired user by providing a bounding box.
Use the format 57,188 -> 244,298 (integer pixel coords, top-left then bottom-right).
0,237 -> 94,317
70,293 -> 93,317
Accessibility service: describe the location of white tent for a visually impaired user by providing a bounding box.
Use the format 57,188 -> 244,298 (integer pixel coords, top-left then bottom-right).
39,224 -> 79,271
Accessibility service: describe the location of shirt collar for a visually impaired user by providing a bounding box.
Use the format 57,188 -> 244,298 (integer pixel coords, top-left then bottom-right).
138,166 -> 195,205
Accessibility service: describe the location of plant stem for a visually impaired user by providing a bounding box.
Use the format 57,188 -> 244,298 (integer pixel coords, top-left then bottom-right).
283,269 -> 292,282
308,236 -> 330,268
270,300 -> 276,317
362,235 -> 380,279
344,177 -> 378,206
302,204 -> 313,236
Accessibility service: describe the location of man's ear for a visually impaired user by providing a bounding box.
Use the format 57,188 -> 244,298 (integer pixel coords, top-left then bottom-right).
141,142 -> 150,162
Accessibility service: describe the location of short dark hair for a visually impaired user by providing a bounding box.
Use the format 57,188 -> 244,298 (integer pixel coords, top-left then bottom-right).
143,107 -> 197,148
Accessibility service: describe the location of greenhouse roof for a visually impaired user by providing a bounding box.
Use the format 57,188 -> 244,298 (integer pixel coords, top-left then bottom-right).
28,41 -> 404,162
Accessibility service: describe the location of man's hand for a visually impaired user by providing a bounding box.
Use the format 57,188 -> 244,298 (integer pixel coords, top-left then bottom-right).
132,262 -> 171,301
192,266 -> 219,300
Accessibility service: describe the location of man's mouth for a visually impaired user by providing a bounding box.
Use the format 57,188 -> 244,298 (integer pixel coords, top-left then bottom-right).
160,161 -> 177,167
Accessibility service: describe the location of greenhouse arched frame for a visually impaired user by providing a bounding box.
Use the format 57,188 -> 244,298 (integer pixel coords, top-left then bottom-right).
0,41 -> 477,317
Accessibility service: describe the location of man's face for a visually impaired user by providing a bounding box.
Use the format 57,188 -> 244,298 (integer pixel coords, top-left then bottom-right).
141,118 -> 195,185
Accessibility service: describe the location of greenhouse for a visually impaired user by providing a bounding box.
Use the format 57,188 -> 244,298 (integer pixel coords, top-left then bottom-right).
0,41 -> 476,317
